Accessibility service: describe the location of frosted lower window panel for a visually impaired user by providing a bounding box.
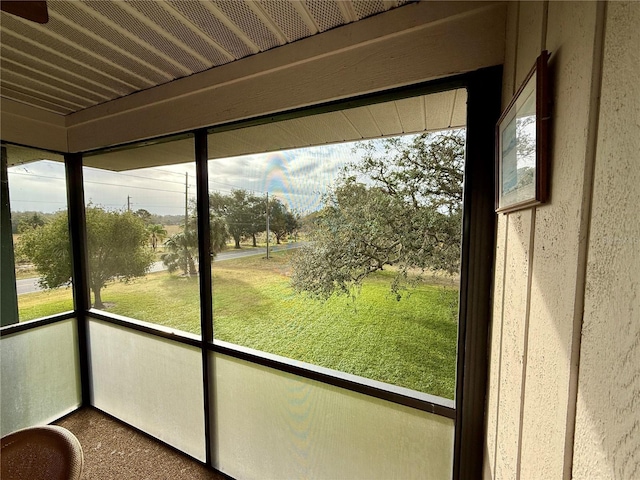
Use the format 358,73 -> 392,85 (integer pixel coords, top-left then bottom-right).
88,319 -> 205,461
1,319 -> 81,436
211,353 -> 454,480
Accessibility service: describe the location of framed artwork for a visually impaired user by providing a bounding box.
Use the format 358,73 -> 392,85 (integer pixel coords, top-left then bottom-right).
496,50 -> 550,213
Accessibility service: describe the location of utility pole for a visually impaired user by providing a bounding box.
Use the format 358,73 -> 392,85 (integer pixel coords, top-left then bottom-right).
127,195 -> 131,212
184,172 -> 189,275
266,191 -> 270,259
184,172 -> 189,229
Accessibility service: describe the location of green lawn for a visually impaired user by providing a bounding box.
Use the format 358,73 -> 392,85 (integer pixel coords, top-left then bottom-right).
18,251 -> 459,399
18,288 -> 74,318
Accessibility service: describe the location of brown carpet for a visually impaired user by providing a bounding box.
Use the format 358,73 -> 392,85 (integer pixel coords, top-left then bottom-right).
56,408 -> 229,480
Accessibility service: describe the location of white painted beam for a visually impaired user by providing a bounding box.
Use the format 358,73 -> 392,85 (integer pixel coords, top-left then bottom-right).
0,98 -> 68,152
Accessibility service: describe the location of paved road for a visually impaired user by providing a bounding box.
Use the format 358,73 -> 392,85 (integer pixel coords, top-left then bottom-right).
17,242 -> 304,295
16,277 -> 43,295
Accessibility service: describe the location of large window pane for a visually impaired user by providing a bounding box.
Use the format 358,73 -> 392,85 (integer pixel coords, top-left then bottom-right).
82,136 -> 200,336
5,146 -> 73,322
207,91 -> 466,400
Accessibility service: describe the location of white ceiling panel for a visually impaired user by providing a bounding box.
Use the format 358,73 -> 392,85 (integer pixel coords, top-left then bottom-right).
425,90 -> 457,131
1,57 -> 109,103
212,0 -> 282,51
367,101 -> 403,136
1,71 -> 91,109
341,107 -> 382,139
395,96 -> 427,133
276,116 -> 329,147
83,136 -> 195,171
4,144 -> 64,165
304,1 -> 345,32
258,0 -> 312,42
75,89 -> 466,172
208,131 -> 253,159
352,0 -> 387,21
450,89 -> 468,127
299,111 -> 362,144
0,44 -> 123,99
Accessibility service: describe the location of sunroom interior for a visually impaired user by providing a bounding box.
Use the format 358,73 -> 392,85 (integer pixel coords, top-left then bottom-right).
1,1 -> 638,479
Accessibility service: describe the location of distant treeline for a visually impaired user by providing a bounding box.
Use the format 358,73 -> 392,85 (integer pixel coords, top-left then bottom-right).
10,210 -> 185,234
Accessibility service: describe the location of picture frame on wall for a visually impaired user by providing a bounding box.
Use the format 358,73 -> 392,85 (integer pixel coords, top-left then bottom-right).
496,50 -> 550,213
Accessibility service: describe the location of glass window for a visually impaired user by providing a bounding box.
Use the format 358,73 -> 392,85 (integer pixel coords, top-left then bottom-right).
4,145 -> 73,323
207,99 -> 465,400
82,136 -> 200,336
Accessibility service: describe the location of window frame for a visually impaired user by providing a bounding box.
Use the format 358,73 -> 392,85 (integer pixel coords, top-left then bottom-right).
0,66 -> 501,479
0,145 -> 76,327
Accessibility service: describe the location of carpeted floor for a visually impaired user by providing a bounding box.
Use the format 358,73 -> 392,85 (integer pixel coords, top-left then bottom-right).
56,408 -> 229,480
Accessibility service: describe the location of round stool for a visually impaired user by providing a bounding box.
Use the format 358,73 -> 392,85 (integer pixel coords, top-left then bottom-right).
1,425 -> 84,480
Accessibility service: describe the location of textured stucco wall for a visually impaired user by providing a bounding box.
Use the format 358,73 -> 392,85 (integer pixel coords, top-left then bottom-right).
484,1 -> 613,478
572,2 -> 640,478
494,210 -> 532,479
519,2 -> 601,478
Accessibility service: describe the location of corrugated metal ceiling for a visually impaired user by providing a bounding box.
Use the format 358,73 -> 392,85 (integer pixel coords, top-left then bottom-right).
2,0 -> 469,172
0,0 -> 410,115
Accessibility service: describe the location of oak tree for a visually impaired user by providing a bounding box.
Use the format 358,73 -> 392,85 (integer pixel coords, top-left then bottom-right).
18,206 -> 154,308
291,130 -> 465,299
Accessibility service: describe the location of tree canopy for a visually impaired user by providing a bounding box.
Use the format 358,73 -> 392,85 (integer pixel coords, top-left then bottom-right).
162,228 -> 198,276
17,211 -> 72,289
161,205 -> 228,276
133,208 -> 153,224
147,224 -> 167,251
18,206 -> 154,308
210,190 -> 263,249
269,198 -> 300,244
210,189 -> 298,248
291,130 -> 465,299
11,210 -> 53,233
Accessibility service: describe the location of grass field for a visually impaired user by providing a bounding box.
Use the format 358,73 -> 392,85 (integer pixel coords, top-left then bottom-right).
17,251 -> 459,399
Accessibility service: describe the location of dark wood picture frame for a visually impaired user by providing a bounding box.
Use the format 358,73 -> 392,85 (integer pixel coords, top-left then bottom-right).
496,50 -> 550,213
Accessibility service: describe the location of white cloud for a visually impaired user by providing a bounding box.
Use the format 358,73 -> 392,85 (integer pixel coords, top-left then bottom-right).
7,136 -> 410,215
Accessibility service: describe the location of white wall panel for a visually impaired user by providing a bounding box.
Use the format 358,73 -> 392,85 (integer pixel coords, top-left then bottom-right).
212,353 -> 454,480
484,213 -> 508,479
519,3 -> 599,478
494,210 -> 531,479
0,319 -> 81,436
486,2 -> 607,479
87,319 -> 206,461
573,2 -> 640,478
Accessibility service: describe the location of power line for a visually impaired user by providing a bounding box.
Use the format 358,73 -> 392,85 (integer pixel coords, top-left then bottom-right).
9,170 -> 190,194
87,169 -> 192,186
85,179 -> 186,194
10,167 -> 266,195
9,199 -> 67,205
8,171 -> 65,181
144,166 -> 193,177
207,178 -> 258,191
138,167 -> 249,191
146,167 -> 262,194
